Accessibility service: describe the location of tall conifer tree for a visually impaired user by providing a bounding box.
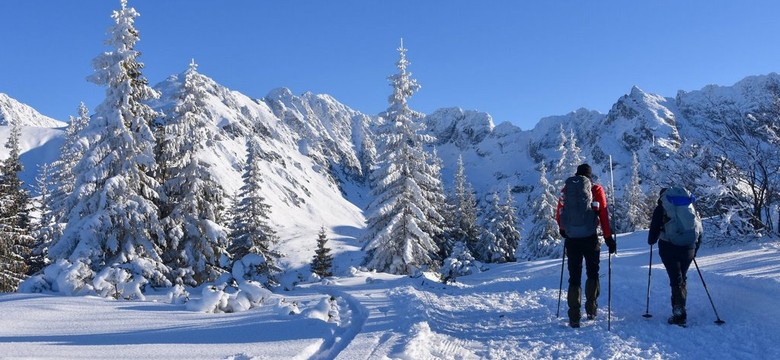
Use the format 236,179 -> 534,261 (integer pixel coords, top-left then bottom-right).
158,61 -> 228,285
0,120 -> 32,291
362,39 -> 441,275
229,136 -> 282,286
47,0 -> 170,293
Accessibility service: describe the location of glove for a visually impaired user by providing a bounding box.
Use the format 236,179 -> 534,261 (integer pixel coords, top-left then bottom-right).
605,236 -> 617,254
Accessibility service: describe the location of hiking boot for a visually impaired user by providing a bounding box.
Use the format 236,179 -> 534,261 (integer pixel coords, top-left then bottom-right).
569,319 -> 581,328
667,315 -> 687,326
586,313 -> 596,320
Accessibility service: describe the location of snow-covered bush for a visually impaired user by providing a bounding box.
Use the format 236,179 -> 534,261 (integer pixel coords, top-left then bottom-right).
238,280 -> 273,303
19,259 -> 94,295
186,286 -> 229,313
232,253 -> 275,285
183,279 -> 273,313
440,242 -> 483,283
168,284 -> 190,305
93,266 -> 147,300
327,296 -> 341,324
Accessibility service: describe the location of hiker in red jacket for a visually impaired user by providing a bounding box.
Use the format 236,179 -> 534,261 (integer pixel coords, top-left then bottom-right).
556,163 -> 615,328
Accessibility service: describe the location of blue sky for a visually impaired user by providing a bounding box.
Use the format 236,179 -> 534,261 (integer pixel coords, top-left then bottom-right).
2,1 -> 780,130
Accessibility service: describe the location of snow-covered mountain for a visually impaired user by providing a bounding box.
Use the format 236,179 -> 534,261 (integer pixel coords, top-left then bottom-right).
0,93 -> 66,188
0,93 -> 66,128
149,70 -> 367,275
4,72 -> 780,272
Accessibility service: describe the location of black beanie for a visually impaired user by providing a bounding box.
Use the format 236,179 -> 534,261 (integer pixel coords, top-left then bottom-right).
576,163 -> 592,179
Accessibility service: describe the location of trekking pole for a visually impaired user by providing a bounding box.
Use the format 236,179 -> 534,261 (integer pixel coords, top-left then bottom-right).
607,155 -> 615,331
556,247 -> 567,318
693,258 -> 726,325
608,242 -> 612,331
643,244 -> 654,318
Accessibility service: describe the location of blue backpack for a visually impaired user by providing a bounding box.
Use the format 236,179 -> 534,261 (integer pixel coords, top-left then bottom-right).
660,187 -> 703,246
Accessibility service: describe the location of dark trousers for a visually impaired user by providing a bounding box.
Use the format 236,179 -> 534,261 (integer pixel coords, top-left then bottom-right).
658,240 -> 695,317
565,235 -> 600,321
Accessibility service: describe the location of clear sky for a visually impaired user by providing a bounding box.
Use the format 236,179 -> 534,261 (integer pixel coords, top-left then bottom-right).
2,1 -> 780,130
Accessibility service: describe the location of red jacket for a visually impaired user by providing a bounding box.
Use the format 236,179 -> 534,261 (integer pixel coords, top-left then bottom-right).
555,183 -> 612,240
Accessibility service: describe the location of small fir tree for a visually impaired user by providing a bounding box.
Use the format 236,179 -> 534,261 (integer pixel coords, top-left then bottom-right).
621,152 -> 649,232
49,102 -> 90,227
310,227 -> 334,278
497,185 -> 522,262
28,163 -> 55,275
520,163 -> 562,260
440,241 -> 482,284
475,192 -> 506,263
451,155 -> 481,255
553,126 -> 584,189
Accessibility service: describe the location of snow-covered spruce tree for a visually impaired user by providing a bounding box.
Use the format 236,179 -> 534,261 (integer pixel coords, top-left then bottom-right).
157,61 -> 228,286
28,163 -> 54,275
46,0 -> 170,297
228,136 -> 282,287
33,103 -> 91,272
478,187 -> 521,263
619,152 -> 650,232
520,163 -> 562,260
498,185 -> 521,261
0,119 -> 33,292
451,155 -> 481,255
475,192 -> 506,263
310,227 -> 333,278
423,148 -> 450,258
552,126 -> 584,189
362,40 -> 441,275
49,102 -> 90,226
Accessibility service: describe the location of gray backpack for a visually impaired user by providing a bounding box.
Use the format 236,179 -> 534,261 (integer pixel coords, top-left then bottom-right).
560,175 -> 598,238
660,187 -> 703,246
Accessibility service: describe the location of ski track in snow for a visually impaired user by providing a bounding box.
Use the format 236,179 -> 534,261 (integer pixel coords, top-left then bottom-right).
2,232 -> 779,359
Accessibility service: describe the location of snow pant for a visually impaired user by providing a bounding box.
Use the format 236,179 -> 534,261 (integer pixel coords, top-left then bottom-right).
565,235 -> 600,322
658,240 -> 695,320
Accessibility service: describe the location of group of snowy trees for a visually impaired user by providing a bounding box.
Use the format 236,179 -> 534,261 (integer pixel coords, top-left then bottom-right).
362,41 -> 522,276
0,0 -> 280,295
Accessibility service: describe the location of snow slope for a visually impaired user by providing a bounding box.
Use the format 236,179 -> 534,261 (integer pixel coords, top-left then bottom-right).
2,231 -> 777,359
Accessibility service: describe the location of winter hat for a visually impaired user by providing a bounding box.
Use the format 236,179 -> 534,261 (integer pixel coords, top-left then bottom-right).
576,163 -> 592,179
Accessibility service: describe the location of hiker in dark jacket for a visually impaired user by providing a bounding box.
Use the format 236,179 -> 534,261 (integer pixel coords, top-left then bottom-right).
648,188 -> 703,326
555,163 -> 615,328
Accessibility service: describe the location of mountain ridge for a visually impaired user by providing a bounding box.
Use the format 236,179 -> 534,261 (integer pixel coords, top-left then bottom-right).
2,71 -> 779,272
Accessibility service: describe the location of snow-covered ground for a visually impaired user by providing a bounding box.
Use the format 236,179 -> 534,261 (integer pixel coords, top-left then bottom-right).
2,230 -> 778,359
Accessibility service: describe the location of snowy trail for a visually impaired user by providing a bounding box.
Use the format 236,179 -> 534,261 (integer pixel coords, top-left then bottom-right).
2,232 -> 779,359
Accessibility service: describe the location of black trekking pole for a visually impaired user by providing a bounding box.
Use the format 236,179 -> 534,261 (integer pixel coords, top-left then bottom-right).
608,241 -> 612,331
643,244 -> 654,318
556,247 -> 567,318
693,258 -> 726,325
